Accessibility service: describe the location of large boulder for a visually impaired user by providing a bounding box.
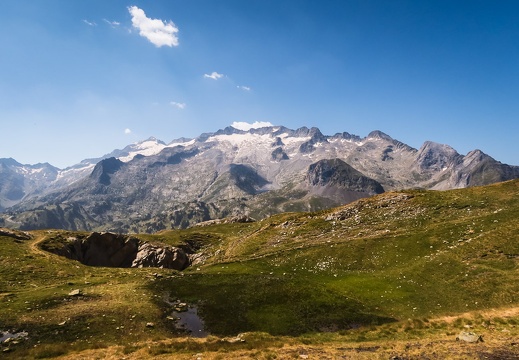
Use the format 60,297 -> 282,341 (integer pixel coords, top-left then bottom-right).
132,242 -> 188,269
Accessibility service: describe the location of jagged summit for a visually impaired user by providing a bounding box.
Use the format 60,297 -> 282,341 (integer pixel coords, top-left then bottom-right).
0,158 -> 23,167
416,141 -> 461,171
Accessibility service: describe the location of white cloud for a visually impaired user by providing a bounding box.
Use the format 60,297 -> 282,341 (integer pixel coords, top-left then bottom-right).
170,101 -> 186,109
128,6 -> 179,47
103,19 -> 120,28
231,121 -> 274,131
237,85 -> 251,91
204,72 -> 224,80
124,128 -> 132,135
83,20 -> 97,26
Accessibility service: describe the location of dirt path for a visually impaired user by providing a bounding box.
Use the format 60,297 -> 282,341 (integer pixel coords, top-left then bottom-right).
433,306 -> 519,323
28,231 -> 54,259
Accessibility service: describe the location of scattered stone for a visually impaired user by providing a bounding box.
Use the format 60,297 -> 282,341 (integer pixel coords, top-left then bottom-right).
222,333 -> 245,343
456,331 -> 483,343
193,215 -> 255,227
68,289 -> 82,297
173,303 -> 188,312
58,320 -> 67,326
146,322 -> 155,328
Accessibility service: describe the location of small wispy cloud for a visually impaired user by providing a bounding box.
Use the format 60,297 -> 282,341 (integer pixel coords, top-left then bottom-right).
170,101 -> 186,109
124,128 -> 132,135
204,72 -> 224,80
83,19 -> 97,27
128,6 -> 179,47
231,121 -> 273,131
237,85 -> 251,91
103,19 -> 120,28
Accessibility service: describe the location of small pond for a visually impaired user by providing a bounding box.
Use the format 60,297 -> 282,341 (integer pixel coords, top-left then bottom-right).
172,307 -> 208,338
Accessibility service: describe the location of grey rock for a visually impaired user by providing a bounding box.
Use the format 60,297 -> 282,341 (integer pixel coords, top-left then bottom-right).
456,331 -> 483,343
132,242 -> 188,269
68,289 -> 82,296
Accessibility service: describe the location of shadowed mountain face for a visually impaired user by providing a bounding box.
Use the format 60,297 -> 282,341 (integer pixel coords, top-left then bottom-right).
89,158 -> 124,186
307,158 -> 384,193
1,126 -> 518,233
229,164 -> 270,195
305,158 -> 384,204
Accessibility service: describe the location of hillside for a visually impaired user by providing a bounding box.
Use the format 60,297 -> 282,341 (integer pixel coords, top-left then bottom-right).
2,126 -> 518,233
1,180 -> 518,359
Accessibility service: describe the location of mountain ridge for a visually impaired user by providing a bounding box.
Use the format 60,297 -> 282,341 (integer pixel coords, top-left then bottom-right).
1,125 -> 518,232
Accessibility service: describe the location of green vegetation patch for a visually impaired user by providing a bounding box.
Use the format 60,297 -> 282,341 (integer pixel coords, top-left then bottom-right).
151,269 -> 395,336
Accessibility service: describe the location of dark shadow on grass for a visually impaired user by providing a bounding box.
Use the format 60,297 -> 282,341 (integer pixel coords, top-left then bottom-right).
148,272 -> 397,337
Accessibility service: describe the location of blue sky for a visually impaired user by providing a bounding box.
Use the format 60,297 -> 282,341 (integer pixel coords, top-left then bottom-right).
1,0 -> 518,168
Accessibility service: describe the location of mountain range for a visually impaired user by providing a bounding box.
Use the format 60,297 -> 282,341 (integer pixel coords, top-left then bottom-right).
1,125 -> 518,233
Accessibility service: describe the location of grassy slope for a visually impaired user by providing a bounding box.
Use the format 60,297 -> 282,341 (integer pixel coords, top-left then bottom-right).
1,180 -> 518,358
151,180 -> 519,334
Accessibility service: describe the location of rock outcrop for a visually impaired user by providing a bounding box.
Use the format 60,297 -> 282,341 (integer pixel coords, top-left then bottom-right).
51,232 -> 190,270
0,228 -> 32,240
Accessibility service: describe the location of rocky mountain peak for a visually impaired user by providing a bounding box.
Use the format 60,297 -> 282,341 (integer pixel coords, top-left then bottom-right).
307,158 -> 384,193
464,149 -> 487,162
0,158 -> 23,167
416,141 -> 462,171
367,130 -> 393,141
89,157 -> 124,186
331,132 -> 362,142
144,136 -> 165,144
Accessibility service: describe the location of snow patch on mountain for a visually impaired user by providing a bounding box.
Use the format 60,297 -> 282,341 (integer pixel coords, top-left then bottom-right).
279,134 -> 311,145
206,133 -> 273,147
230,121 -> 274,131
55,164 -> 96,181
169,139 -> 195,148
117,138 -> 194,162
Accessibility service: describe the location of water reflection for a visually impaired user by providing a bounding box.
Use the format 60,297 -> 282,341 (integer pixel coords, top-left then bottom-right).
172,306 -> 208,338
0,330 -> 28,343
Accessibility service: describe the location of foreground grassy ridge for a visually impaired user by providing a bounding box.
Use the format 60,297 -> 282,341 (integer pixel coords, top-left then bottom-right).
0,180 -> 518,358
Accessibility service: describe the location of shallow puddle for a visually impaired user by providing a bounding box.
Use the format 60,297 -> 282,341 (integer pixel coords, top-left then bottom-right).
172,307 -> 208,338
0,330 -> 28,343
